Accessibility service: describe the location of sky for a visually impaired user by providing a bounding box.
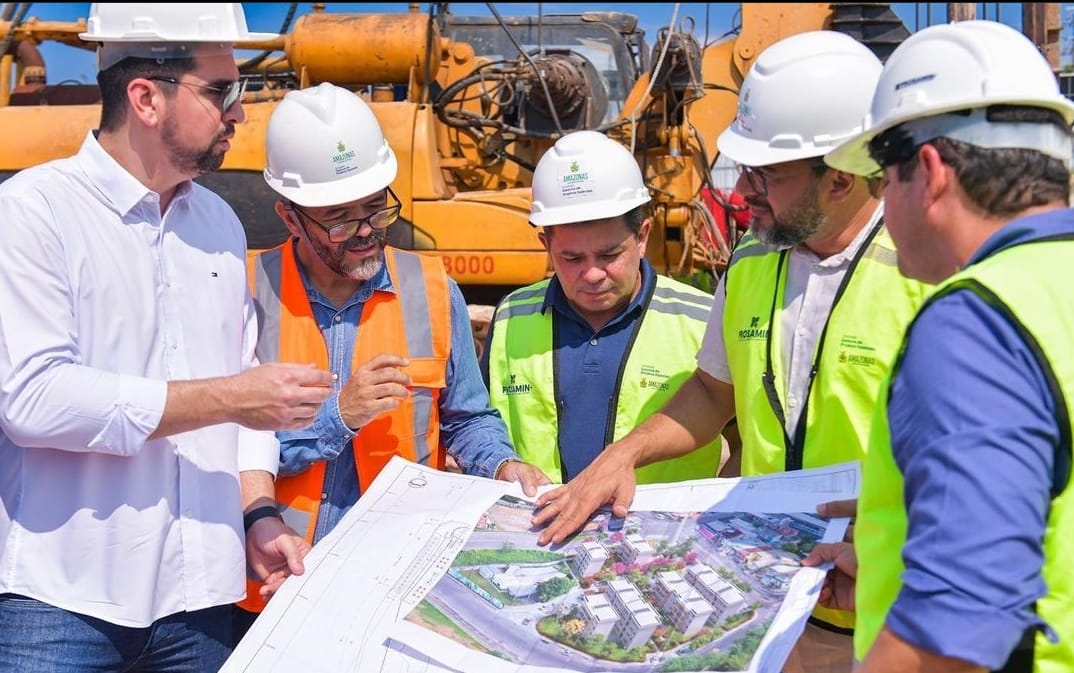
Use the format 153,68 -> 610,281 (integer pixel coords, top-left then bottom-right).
7,2 -> 1031,85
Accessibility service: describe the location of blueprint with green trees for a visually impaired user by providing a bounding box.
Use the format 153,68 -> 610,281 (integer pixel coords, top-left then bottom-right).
221,457 -> 857,673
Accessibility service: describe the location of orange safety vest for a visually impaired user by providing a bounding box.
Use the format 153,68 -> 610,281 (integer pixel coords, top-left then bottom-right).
238,241 -> 451,612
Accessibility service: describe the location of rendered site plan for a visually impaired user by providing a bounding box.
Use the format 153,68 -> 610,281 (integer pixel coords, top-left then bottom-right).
404,495 -> 827,672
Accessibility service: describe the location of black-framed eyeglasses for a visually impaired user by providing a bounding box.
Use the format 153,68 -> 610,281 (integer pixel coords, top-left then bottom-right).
290,187 -> 402,242
148,76 -> 247,111
734,159 -> 827,197
867,126 -> 920,171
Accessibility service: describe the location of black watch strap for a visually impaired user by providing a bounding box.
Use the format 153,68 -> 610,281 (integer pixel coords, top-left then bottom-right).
243,505 -> 283,532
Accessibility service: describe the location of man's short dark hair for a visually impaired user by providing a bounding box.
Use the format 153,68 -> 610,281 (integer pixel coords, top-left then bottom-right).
97,56 -> 198,132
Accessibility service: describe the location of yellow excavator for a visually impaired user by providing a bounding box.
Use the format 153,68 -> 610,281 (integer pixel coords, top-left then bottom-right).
0,3 -> 1057,304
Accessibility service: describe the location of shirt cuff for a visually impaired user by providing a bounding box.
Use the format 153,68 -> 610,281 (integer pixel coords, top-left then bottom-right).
491,456 -> 519,481
237,426 -> 281,476
886,586 -> 1048,669
468,447 -> 522,480
119,375 -> 169,438
322,393 -> 356,449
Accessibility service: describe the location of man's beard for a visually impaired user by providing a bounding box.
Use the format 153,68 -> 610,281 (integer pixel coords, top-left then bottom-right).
311,230 -> 390,281
751,183 -> 825,248
162,116 -> 232,176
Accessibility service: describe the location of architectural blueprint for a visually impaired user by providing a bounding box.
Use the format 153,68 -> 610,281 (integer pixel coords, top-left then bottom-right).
220,457 -> 858,673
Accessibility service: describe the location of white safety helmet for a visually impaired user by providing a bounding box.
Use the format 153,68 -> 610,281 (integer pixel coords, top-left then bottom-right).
80,4 -> 276,42
529,130 -> 650,227
80,4 -> 278,70
827,20 -> 1074,176
264,82 -> 398,207
717,30 -> 882,167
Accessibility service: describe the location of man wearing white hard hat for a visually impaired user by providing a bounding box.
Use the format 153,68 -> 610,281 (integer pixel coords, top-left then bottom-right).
481,130 -> 723,488
805,19 -> 1074,673
532,31 -> 932,672
233,82 -> 551,641
0,4 -> 334,672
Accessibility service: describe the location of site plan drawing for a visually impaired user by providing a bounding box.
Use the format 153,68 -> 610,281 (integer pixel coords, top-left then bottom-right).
221,457 -> 858,673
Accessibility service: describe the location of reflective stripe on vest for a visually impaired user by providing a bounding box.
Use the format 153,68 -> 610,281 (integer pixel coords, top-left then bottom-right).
722,225 -> 930,631
856,237 -> 1074,671
239,241 -> 450,612
486,275 -> 722,484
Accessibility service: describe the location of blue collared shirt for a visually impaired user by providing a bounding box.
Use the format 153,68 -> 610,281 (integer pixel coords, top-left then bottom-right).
277,242 -> 520,542
885,209 -> 1073,668
482,260 -> 655,481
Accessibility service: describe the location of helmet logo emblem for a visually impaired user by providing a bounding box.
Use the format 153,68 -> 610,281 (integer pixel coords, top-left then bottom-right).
894,73 -> 936,91
736,88 -> 755,133
332,140 -> 357,175
559,159 -> 591,197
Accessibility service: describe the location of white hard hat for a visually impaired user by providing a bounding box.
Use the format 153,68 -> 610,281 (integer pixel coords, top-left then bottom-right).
264,83 -> 398,207
827,20 -> 1074,176
717,30 -> 882,167
80,4 -> 277,42
529,130 -> 650,227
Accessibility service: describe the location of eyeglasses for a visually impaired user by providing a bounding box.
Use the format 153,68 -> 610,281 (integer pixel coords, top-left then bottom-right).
148,76 -> 247,111
734,160 -> 827,197
867,126 -> 920,171
866,172 -> 889,200
290,187 -> 402,242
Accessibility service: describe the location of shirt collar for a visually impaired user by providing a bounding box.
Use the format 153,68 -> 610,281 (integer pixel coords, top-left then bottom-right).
967,208 -> 1074,266
76,130 -> 194,217
791,202 -> 885,269
291,238 -> 398,309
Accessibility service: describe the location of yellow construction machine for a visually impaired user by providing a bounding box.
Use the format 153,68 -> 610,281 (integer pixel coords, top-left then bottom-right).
0,3 -> 917,302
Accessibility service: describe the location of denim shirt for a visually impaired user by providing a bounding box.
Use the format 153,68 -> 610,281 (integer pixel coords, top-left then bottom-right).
278,244 -> 520,543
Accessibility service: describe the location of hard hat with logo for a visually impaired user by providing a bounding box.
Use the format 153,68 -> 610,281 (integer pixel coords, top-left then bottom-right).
826,20 -> 1074,176
717,30 -> 882,167
529,130 -> 650,227
264,82 -> 398,208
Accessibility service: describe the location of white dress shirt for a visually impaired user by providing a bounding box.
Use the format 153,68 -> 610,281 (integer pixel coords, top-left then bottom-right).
697,206 -> 883,437
0,132 -> 278,627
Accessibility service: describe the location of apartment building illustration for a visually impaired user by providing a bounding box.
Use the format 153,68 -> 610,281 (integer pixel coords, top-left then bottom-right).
570,540 -> 609,578
684,563 -> 747,622
618,533 -> 656,565
580,592 -> 619,640
651,570 -> 713,637
605,578 -> 660,649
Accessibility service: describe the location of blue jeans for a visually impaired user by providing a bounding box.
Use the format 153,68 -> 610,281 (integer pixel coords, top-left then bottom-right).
0,593 -> 232,672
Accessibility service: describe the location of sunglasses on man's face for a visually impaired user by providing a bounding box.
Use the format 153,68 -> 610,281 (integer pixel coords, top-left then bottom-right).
148,76 -> 247,111
867,126 -> 921,170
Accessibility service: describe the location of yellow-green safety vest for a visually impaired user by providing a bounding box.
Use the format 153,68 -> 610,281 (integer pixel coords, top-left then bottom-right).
722,222 -> 931,631
487,274 -> 722,484
856,237 -> 1074,672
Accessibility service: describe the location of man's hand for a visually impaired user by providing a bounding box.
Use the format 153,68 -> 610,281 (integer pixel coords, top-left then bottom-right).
817,498 -> 858,518
531,444 -> 638,546
494,460 -> 552,498
816,497 -> 858,541
245,515 -> 311,600
802,541 -> 857,612
231,363 -> 334,430
338,354 -> 411,430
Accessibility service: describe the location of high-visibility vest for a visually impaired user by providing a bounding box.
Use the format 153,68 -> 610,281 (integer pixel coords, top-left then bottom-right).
238,241 -> 451,612
722,224 -> 931,631
486,274 -> 721,484
856,236 -> 1074,671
